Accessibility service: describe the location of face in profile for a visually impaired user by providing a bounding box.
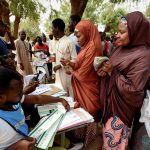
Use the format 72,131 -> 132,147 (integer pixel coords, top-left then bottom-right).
52,25 -> 58,39
116,22 -> 130,47
75,31 -> 86,47
0,79 -> 23,109
69,19 -> 75,33
5,79 -> 23,107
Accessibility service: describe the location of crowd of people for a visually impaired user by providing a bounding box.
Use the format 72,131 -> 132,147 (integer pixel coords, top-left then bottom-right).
0,11 -> 150,150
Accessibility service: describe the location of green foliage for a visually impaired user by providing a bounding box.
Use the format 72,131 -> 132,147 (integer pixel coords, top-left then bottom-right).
9,0 -> 46,21
44,0 -> 103,30
82,0 -> 103,23
145,3 -> 150,18
100,3 -> 127,33
44,0 -> 71,33
110,0 -> 139,3
19,17 -> 41,39
110,0 -> 125,3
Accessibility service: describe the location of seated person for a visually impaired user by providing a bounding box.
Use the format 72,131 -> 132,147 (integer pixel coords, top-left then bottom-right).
0,68 -> 70,150
34,36 -> 52,78
34,36 -> 49,56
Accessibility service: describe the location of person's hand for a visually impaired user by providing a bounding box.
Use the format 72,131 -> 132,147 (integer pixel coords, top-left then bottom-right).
60,58 -> 67,66
74,102 -> 80,109
23,81 -> 39,94
47,57 -> 56,63
97,61 -> 113,77
64,65 -> 72,75
8,137 -> 36,150
60,98 -> 70,111
53,65 -> 61,72
19,63 -> 24,70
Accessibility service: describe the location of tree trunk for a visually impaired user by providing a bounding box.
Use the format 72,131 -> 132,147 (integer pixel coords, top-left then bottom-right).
0,0 -> 11,42
0,0 -> 8,20
0,1 -> 3,19
1,0 -> 10,25
13,16 -> 21,39
70,0 -> 89,17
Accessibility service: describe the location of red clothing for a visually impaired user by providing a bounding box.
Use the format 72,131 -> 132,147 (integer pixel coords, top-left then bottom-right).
72,20 -> 102,121
34,43 -> 49,52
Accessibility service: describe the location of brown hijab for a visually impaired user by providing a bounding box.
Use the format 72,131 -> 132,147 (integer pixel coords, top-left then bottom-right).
71,20 -> 102,121
125,11 -> 150,47
100,11 -> 150,127
75,20 -> 102,51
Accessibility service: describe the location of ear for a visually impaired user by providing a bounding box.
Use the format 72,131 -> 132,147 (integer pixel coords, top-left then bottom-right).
73,21 -> 77,26
0,94 -> 6,104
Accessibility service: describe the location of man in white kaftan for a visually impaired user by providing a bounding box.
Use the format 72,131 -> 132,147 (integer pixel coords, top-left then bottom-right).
51,18 -> 77,97
15,31 -> 33,76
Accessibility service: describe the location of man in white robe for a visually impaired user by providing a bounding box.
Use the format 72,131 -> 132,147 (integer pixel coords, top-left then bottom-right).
15,30 -> 33,76
51,18 -> 77,97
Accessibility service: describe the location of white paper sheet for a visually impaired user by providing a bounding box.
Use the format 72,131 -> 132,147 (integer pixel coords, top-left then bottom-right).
58,108 -> 94,131
29,110 -> 64,139
29,84 -> 52,95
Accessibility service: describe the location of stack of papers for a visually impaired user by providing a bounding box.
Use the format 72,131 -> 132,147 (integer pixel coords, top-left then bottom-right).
30,100 -> 94,149
41,84 -> 62,96
51,90 -> 67,97
37,104 -> 94,132
37,99 -> 76,118
58,108 -> 94,132
29,109 -> 66,149
37,104 -> 57,117
29,84 -> 51,95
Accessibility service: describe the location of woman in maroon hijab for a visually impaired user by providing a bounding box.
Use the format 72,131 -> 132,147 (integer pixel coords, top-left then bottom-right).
97,11 -> 150,149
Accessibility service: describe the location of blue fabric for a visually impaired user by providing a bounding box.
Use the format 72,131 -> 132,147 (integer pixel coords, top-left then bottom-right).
0,38 -> 9,55
0,103 -> 28,136
76,45 -> 80,54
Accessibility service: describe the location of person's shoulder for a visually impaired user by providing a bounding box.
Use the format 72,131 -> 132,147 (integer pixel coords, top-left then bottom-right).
0,118 -> 7,127
0,38 -> 4,43
0,118 -> 23,149
24,41 -> 28,44
15,39 -> 20,44
133,46 -> 150,58
64,35 -> 75,45
43,43 -> 49,48
0,118 -> 12,133
34,43 -> 39,48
